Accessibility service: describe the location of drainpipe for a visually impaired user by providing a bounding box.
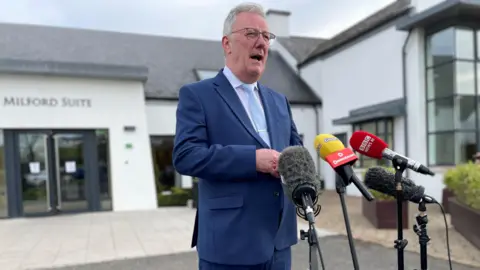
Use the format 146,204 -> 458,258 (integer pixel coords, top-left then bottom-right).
313,104 -> 323,188
402,29 -> 413,177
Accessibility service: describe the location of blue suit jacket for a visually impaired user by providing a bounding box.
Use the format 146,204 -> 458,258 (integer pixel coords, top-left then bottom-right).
172,70 -> 303,265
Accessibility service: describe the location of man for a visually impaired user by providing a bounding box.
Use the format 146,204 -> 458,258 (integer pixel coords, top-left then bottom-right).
172,2 -> 303,269
473,152 -> 480,164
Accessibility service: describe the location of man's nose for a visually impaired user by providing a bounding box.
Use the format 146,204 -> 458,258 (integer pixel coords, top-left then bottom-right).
255,36 -> 268,48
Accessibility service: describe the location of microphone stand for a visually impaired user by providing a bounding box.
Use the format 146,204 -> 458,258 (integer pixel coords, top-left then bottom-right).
299,193 -> 326,270
392,156 -> 408,270
335,177 -> 360,270
413,199 -> 430,270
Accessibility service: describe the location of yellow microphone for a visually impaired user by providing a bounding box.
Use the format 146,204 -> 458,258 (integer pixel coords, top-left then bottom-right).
313,134 -> 374,201
314,134 -> 346,161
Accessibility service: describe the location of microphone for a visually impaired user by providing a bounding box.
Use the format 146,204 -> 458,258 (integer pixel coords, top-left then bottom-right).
314,134 -> 374,201
364,166 -> 437,204
277,145 -> 321,223
313,134 -> 363,270
278,146 -> 327,270
349,131 -> 435,176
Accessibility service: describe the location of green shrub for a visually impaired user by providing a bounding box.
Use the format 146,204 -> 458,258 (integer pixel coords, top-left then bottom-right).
157,186 -> 193,207
444,162 -> 480,210
362,166 -> 396,201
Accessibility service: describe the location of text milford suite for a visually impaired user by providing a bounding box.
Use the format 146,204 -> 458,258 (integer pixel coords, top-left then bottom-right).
2,97 -> 92,108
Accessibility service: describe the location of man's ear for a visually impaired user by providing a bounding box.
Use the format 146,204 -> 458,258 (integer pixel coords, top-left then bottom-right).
222,36 -> 232,55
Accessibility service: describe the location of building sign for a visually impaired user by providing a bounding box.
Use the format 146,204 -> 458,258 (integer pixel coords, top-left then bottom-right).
2,97 -> 92,108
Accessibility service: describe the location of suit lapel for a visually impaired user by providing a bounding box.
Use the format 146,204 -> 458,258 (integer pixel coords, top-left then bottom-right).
213,70 -> 269,148
257,83 -> 279,150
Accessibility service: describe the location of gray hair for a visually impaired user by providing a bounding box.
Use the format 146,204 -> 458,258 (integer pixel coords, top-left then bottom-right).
223,2 -> 266,36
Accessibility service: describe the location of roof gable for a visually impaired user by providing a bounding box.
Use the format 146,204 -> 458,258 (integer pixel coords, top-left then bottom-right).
299,0 -> 412,67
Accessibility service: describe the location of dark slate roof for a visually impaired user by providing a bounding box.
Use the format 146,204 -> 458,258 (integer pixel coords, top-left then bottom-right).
298,0 -> 412,67
332,98 -> 405,125
397,0 -> 480,31
0,22 -> 321,105
277,36 -> 327,62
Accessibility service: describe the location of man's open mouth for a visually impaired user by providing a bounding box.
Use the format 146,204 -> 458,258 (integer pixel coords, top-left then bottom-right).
250,54 -> 263,61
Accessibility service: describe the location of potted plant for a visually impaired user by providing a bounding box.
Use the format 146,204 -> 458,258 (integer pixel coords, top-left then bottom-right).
447,162 -> 480,249
361,166 -> 408,229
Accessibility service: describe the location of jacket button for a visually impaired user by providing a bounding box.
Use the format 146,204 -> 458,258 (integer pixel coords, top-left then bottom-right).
274,191 -> 279,196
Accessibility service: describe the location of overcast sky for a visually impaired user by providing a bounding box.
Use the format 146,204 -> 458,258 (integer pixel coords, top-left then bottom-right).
0,0 -> 394,40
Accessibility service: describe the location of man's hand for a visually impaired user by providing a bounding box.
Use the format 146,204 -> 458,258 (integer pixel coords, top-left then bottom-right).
255,149 -> 280,178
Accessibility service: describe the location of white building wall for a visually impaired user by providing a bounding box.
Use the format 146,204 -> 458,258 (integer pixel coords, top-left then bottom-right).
300,25 -> 409,196
146,100 -> 178,135
290,105 -> 322,174
0,74 -> 158,211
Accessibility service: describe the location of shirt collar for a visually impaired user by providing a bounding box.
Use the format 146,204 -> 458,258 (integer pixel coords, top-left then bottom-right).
223,66 -> 258,91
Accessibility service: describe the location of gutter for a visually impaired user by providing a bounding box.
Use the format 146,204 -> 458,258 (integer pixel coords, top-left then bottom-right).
401,29 -> 413,177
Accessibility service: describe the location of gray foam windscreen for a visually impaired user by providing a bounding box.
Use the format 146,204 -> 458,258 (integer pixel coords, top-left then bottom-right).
364,166 -> 425,203
278,146 -> 320,205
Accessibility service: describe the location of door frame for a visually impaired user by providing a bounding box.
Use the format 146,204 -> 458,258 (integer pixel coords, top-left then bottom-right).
3,129 -> 101,218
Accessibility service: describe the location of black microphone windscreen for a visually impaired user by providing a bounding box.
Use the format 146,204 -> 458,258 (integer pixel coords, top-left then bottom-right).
364,166 -> 425,203
278,146 -> 319,207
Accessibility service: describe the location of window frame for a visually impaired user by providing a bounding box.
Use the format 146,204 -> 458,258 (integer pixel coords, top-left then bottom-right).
425,25 -> 480,166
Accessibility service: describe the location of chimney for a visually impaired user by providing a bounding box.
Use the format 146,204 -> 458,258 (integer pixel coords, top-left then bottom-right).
265,9 -> 291,38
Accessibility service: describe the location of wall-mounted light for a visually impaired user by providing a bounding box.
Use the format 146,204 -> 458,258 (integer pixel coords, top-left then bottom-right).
124,126 -> 136,132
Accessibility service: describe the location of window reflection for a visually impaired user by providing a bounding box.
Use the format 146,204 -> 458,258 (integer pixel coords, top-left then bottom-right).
151,136 -> 175,192
426,27 -> 454,67
455,28 -> 474,60
96,130 -> 112,211
426,63 -> 454,99
428,132 -> 476,165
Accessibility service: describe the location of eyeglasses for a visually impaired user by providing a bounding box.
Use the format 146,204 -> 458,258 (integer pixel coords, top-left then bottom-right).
230,28 -> 276,44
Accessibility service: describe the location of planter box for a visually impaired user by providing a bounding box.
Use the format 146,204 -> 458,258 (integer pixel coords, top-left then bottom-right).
449,198 -> 480,249
362,197 -> 408,229
442,188 -> 455,214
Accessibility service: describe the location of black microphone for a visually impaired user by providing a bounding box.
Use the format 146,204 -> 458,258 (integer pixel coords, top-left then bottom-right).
278,146 -> 327,270
278,145 -> 321,224
364,166 -> 437,204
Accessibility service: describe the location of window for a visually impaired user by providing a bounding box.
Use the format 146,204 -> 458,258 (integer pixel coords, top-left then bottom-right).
425,27 -> 479,166
0,130 -> 6,218
151,136 -> 176,192
96,130 -> 112,211
195,69 -> 218,80
352,119 -> 394,168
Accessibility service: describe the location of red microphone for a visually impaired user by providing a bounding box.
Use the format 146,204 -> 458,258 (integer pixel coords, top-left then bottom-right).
349,131 -> 434,176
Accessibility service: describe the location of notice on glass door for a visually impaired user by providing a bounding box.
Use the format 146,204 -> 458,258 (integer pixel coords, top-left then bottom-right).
29,162 -> 40,173
65,161 -> 76,173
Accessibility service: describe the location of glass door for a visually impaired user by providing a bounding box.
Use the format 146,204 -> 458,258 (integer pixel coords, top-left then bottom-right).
19,133 -> 50,215
54,133 -> 88,212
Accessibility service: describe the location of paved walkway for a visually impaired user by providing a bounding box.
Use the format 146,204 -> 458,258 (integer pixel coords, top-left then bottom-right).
39,235 -> 478,270
0,207 -> 334,270
0,205 -> 477,270
302,190 -> 480,268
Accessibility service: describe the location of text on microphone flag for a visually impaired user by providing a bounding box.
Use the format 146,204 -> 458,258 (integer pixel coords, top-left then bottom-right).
325,148 -> 358,169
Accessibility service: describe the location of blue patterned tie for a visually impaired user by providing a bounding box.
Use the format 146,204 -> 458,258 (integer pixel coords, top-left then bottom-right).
242,84 -> 271,147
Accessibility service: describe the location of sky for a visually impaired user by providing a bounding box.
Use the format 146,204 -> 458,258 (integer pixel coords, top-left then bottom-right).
0,0 -> 395,40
